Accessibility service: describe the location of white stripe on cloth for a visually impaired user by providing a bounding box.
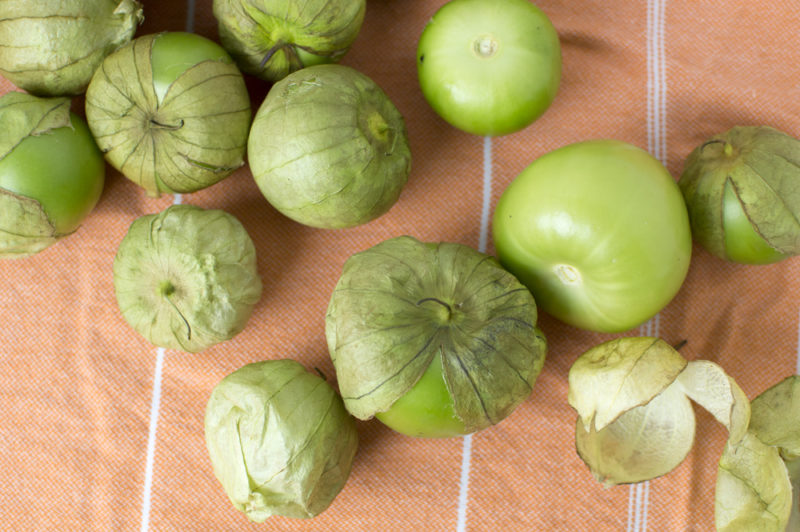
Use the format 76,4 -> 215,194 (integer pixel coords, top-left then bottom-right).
139,2 -> 195,529
629,1 -> 668,530
457,135 -> 493,531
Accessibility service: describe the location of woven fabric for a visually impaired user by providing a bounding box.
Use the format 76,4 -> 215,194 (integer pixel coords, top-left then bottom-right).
1,1 -> 799,530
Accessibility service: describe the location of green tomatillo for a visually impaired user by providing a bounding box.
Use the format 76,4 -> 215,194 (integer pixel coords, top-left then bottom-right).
248,64 -> 411,229
113,204 -> 262,353
325,235 -> 547,438
204,359 -> 358,521
0,93 -> 105,258
0,0 -> 143,96
679,126 -> 800,264
85,32 -> 252,197
213,0 -> 366,82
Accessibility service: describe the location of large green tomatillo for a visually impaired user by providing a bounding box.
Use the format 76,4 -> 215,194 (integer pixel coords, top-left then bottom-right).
249,64 -> 411,229
679,126 -> 800,264
417,0 -> 561,136
493,139 -> 692,333
213,0 -> 366,82
113,205 -> 262,353
204,359 -> 358,521
0,0 -> 143,96
85,32 -> 252,197
325,235 -> 547,438
0,93 -> 105,258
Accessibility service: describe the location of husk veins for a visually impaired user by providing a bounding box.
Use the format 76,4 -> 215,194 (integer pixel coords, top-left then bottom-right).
85,33 -> 251,197
0,93 -> 73,258
568,337 -> 749,487
249,64 -> 411,229
715,376 -> 800,531
204,360 -> 358,521
325,235 -> 547,434
113,205 -> 262,353
679,126 -> 800,259
213,0 -> 366,82
0,0 -> 144,96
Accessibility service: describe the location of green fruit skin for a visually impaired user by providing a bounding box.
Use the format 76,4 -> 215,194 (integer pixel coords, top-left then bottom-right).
493,139 -> 692,333
150,31 -> 235,105
0,113 -> 104,234
722,180 -> 788,264
375,352 -> 468,438
417,0 -> 561,136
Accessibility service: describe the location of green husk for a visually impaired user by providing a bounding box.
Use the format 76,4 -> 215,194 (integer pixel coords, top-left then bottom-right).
326,235 -> 547,434
715,376 -> 800,531
679,126 -> 800,261
205,360 -> 358,521
568,337 -> 749,486
249,64 -> 411,229
213,0 -> 366,82
113,205 -> 262,353
0,0 -> 143,96
85,33 -> 251,197
0,93 -> 72,258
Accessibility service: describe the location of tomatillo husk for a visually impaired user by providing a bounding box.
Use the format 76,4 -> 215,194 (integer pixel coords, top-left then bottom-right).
85,32 -> 252,197
113,205 -> 262,353
213,0 -> 366,82
249,64 -> 411,229
715,376 -> 800,531
0,0 -> 143,96
325,235 -> 547,435
568,337 -> 749,486
679,126 -> 800,264
205,359 -> 358,521
0,92 -> 104,258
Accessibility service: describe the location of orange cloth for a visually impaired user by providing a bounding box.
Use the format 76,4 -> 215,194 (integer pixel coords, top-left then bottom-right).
2,1 -> 799,530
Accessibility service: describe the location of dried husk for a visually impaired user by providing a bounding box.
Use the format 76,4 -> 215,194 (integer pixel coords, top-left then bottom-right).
249,64 -> 411,229
0,93 -> 77,258
679,126 -> 800,261
326,235 -> 547,434
113,205 -> 262,353
204,360 -> 358,521
213,0 -> 366,82
715,376 -> 800,531
0,0 -> 143,96
568,337 -> 749,486
85,33 -> 251,197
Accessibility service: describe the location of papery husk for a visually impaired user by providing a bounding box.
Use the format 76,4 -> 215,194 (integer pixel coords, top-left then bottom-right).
679,126 -> 800,260
85,33 -> 251,197
715,432 -> 792,532
213,0 -> 365,82
0,0 -> 143,96
568,337 -> 750,487
113,205 -> 262,353
249,64 -> 411,229
748,375 -> 800,460
204,360 -> 358,521
326,235 -> 547,434
0,94 -> 72,258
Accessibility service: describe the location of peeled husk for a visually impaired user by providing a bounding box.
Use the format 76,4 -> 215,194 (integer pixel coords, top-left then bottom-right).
568,337 -> 749,486
85,33 -> 251,197
205,359 -> 358,521
715,376 -> 800,531
679,126 -> 800,261
213,0 -> 366,82
326,235 -> 547,434
113,205 -> 262,353
0,0 -> 143,96
249,64 -> 411,229
0,93 -> 95,258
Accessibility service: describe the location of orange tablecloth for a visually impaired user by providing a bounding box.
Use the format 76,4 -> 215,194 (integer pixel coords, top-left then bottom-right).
2,1 -> 799,530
